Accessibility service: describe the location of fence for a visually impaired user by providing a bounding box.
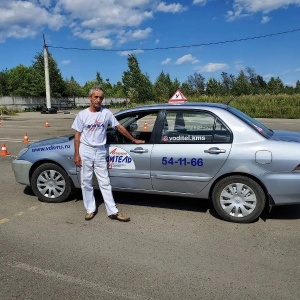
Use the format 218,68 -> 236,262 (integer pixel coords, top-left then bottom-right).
0,96 -> 126,110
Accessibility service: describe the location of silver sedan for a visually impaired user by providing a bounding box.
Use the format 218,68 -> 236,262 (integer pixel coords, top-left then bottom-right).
12,103 -> 300,223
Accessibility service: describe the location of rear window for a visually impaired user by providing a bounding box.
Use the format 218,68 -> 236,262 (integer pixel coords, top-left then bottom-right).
228,107 -> 273,138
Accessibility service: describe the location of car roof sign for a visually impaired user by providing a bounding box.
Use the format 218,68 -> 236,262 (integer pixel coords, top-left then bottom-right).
168,89 -> 188,104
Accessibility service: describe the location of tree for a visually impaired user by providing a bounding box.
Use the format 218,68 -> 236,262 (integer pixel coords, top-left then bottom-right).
96,72 -> 103,86
267,77 -> 284,95
7,65 -> 42,97
112,81 -> 126,98
231,70 -> 252,96
180,82 -> 193,96
256,75 -> 267,93
122,54 -> 154,103
245,67 -> 267,94
65,76 -> 82,97
221,72 -> 235,94
153,71 -> 171,102
32,51 -> 66,97
295,80 -> 300,93
0,69 -> 9,96
187,72 -> 205,95
206,78 -> 223,96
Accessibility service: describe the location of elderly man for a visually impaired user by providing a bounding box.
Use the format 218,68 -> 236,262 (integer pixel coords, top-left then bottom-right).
72,87 -> 144,221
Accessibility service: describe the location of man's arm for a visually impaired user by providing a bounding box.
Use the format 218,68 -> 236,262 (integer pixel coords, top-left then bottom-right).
74,131 -> 82,167
116,124 -> 145,144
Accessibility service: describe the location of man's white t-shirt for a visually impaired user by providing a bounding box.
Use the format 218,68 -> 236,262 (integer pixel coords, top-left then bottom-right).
72,107 -> 119,147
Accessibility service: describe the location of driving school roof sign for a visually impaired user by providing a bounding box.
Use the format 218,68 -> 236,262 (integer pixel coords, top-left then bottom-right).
168,89 -> 187,103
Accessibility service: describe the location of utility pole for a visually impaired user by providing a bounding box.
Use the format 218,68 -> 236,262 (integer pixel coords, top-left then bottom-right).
43,34 -> 51,109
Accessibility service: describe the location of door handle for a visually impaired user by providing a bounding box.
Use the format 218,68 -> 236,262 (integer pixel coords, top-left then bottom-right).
204,147 -> 226,154
130,147 -> 149,154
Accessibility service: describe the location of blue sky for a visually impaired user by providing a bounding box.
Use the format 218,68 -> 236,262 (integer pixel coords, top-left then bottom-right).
0,0 -> 300,87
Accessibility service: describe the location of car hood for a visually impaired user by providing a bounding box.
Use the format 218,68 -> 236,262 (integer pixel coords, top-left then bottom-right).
28,134 -> 74,148
270,130 -> 300,143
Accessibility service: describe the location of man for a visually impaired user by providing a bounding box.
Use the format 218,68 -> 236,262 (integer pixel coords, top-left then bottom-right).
72,87 -> 144,221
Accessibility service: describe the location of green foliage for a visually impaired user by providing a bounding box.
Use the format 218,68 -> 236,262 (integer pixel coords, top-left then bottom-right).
186,94 -> 300,119
231,70 -> 252,96
267,77 -> 284,95
187,72 -> 205,95
0,105 -> 18,115
32,51 -> 66,97
0,69 -> 9,96
65,76 -> 82,97
122,54 -> 154,103
7,65 -> 42,97
153,71 -> 179,102
0,49 -> 300,117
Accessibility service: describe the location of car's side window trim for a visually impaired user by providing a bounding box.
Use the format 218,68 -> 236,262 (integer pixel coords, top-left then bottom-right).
157,109 -> 233,144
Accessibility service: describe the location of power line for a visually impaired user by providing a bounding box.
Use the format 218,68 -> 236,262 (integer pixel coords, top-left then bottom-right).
47,28 -> 300,52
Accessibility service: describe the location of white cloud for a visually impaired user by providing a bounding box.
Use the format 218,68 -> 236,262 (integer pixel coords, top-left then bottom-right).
61,60 -> 71,65
91,37 -> 113,48
156,2 -> 188,13
162,58 -> 171,65
0,0 -> 159,47
200,63 -> 228,72
0,0 -> 65,42
117,27 -> 152,44
226,0 -> 300,21
295,68 -> 300,72
118,49 -> 144,56
193,0 -> 207,6
175,54 -> 199,65
261,16 -> 271,24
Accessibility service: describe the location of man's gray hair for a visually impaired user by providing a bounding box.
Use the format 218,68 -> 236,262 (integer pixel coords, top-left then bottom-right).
89,86 -> 104,97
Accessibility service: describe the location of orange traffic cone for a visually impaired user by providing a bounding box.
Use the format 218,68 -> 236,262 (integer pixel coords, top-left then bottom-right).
23,133 -> 29,143
45,120 -> 50,127
0,143 -> 10,156
143,122 -> 148,132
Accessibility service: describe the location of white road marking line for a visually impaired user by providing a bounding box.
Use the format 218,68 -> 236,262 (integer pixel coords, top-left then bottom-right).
0,204 -> 46,224
11,262 -> 154,300
0,138 -> 38,143
15,212 -> 25,216
0,218 -> 10,224
29,206 -> 37,211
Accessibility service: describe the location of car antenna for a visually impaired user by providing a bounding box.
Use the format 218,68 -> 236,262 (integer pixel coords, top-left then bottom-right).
226,97 -> 234,106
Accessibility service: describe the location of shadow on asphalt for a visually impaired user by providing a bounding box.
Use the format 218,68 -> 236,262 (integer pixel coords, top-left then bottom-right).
23,186 -> 300,221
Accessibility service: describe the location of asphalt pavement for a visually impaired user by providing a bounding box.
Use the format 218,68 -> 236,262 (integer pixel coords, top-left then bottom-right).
0,110 -> 299,300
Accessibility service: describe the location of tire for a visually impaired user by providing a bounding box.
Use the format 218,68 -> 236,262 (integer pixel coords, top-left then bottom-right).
31,163 -> 72,203
212,175 -> 266,223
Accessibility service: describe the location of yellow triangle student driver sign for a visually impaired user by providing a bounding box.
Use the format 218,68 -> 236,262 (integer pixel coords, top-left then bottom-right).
168,89 -> 187,103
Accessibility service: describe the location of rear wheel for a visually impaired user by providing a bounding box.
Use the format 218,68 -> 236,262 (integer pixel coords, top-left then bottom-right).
212,175 -> 266,223
31,163 -> 72,203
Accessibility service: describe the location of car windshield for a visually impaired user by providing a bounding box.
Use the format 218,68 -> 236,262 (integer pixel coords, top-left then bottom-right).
228,106 -> 273,138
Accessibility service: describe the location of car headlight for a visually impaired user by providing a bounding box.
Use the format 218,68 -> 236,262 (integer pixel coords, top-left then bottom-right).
16,148 -> 29,159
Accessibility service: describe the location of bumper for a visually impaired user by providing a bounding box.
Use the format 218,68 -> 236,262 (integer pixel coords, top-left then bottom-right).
262,172 -> 300,205
12,159 -> 32,186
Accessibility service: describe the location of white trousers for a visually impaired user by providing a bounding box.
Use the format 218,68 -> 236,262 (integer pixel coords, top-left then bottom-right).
79,143 -> 118,216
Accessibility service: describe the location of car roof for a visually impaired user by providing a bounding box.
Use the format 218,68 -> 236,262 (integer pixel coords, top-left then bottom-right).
116,102 -> 231,114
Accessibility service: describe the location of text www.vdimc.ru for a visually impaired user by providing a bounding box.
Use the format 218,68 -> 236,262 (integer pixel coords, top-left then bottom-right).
32,144 -> 71,152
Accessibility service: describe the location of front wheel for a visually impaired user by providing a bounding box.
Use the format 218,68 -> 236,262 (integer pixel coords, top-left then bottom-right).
31,163 -> 72,203
212,175 -> 266,223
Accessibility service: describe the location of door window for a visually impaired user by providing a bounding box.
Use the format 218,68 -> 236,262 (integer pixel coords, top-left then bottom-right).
107,111 -> 159,143
161,111 -> 231,143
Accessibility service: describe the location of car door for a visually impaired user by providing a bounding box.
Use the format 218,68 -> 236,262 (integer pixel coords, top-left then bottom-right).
105,110 -> 159,191
151,109 -> 232,195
